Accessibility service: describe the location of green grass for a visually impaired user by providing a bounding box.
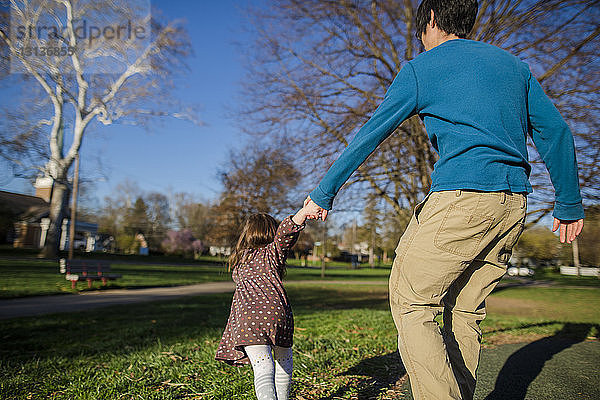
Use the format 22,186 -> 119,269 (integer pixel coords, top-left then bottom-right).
0,284 -> 598,399
1,244 -> 597,299
287,258 -> 392,269
0,259 -> 391,298
0,244 -> 229,265
286,265 -> 390,281
2,254 -> 599,300
482,290 -> 599,342
0,259 -> 232,298
533,267 -> 600,287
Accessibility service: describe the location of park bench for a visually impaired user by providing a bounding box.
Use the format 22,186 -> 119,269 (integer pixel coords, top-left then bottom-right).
59,259 -> 122,289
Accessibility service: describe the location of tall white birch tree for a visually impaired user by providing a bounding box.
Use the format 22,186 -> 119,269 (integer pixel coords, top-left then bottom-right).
0,0 -> 195,256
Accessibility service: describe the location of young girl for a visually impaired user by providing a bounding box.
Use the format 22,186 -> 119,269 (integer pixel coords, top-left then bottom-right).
215,204 -> 319,400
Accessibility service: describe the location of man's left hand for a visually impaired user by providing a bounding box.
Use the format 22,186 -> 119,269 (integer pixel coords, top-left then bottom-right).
552,218 -> 584,244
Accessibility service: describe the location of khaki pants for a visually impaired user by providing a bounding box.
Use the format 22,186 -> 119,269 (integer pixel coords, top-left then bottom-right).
389,190 -> 526,400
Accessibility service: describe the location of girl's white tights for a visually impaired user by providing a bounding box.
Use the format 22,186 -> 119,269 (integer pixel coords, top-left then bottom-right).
245,345 -> 293,400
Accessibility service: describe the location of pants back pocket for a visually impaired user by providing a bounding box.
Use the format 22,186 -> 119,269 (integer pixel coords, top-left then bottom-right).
434,203 -> 495,258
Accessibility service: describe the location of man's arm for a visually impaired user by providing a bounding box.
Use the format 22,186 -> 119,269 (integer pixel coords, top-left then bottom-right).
527,71 -> 584,242
308,63 -> 419,211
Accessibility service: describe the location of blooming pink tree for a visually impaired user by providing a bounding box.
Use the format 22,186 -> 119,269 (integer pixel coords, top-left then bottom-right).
162,229 -> 203,258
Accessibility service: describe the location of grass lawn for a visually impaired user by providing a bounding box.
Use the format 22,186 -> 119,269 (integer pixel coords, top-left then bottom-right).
0,245 -> 229,266
0,259 -> 232,298
1,249 -> 597,299
287,258 -> 392,269
0,259 -> 391,299
533,267 -> 600,287
0,284 -> 598,399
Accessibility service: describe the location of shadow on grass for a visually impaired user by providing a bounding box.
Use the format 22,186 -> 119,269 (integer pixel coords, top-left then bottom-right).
0,293 -> 232,363
484,321 -> 563,335
312,322 -> 598,400
484,322 -> 599,400
491,279 -> 543,293
289,285 -> 390,312
0,286 -> 390,365
318,351 -> 407,400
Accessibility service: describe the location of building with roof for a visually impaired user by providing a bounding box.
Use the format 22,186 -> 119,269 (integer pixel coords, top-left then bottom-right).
0,177 -> 98,250
0,187 -> 50,248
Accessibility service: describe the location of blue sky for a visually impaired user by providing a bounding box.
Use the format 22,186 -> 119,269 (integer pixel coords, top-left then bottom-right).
1,0 -> 258,204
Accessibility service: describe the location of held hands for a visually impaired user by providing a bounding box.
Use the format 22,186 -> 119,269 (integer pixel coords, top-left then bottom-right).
304,196 -> 328,221
292,196 -> 328,225
552,218 -> 584,244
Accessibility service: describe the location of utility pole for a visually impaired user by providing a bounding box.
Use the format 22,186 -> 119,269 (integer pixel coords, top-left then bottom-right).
321,222 -> 327,278
68,154 -> 80,260
572,238 -> 581,275
369,222 -> 375,268
351,217 -> 357,269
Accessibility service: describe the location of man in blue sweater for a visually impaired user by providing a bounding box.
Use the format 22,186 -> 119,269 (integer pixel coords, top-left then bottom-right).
306,0 -> 584,398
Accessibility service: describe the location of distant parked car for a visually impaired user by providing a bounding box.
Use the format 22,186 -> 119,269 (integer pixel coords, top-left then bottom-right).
72,237 -> 87,250
507,267 -> 534,277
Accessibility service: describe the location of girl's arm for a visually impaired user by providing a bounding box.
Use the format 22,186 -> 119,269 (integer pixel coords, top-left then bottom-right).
267,216 -> 305,265
267,202 -> 320,264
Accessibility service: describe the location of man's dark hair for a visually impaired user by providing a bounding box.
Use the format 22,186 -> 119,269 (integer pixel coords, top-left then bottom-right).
415,0 -> 478,40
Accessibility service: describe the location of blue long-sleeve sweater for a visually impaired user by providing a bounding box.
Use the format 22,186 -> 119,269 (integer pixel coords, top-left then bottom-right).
309,39 -> 584,221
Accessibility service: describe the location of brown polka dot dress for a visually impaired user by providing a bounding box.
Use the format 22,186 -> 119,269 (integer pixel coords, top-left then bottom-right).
215,216 -> 304,365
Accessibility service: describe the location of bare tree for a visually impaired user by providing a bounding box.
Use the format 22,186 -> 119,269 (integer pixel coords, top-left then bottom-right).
144,191 -> 170,248
208,144 -> 302,246
241,0 -> 599,225
172,193 -> 214,241
0,0 -> 194,256
96,181 -> 171,251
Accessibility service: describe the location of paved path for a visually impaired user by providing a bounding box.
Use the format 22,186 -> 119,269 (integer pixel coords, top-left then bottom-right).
0,280 -> 387,320
0,277 -> 578,320
0,282 -> 235,319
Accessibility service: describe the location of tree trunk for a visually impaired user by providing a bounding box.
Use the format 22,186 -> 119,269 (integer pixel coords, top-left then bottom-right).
39,178 -> 70,258
321,223 -> 326,279
572,238 -> 580,275
369,225 -> 375,268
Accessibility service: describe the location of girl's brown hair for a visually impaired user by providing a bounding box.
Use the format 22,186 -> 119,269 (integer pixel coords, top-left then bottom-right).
229,213 -> 284,275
